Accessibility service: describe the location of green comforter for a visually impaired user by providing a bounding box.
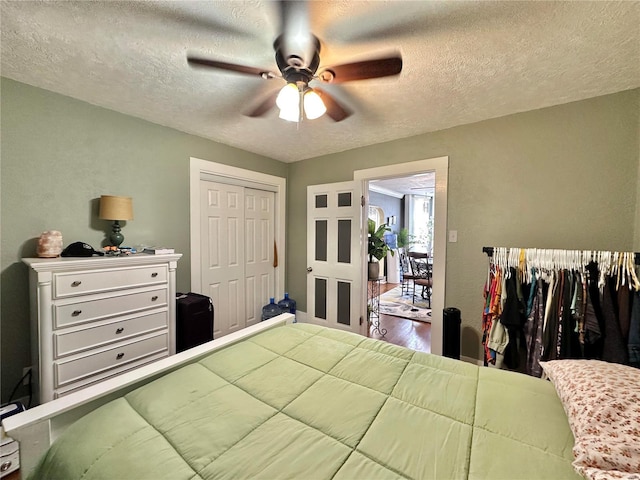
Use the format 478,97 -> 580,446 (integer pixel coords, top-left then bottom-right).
31,323 -> 581,479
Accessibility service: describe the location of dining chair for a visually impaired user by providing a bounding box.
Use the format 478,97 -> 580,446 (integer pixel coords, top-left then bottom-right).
409,254 -> 432,308
399,252 -> 416,295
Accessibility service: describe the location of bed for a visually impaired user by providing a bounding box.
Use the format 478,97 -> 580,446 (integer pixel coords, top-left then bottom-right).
5,315 -> 638,479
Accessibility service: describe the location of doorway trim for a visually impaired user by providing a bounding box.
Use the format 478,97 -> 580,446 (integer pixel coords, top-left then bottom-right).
354,156 -> 448,355
189,157 -> 286,299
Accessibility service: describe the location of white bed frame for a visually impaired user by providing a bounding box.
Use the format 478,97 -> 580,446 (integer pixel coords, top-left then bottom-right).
2,314 -> 295,477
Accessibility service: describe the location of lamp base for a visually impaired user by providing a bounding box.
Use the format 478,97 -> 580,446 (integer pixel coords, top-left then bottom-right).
109,221 -> 125,247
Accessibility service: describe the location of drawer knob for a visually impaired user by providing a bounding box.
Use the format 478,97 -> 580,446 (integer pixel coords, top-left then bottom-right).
115,327 -> 124,334
72,310 -> 82,317
151,272 -> 158,278
71,280 -> 82,287
116,352 -> 125,360
151,295 -> 158,301
1,461 -> 12,472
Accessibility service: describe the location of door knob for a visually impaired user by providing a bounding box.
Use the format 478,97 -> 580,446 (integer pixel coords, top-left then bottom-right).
307,267 -> 313,272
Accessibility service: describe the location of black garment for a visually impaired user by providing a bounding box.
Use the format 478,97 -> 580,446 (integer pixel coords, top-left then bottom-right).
525,278 -> 547,377
541,274 -> 561,361
584,262 -> 605,359
618,286 -> 632,344
559,271 -> 582,359
557,270 -> 569,358
601,276 -> 629,365
501,268 -> 525,369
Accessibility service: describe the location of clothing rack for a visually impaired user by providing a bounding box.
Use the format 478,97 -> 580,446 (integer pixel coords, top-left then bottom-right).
480,245 -> 640,376
482,246 -> 640,265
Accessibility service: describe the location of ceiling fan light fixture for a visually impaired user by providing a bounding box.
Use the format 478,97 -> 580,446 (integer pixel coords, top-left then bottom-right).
303,89 -> 326,120
278,105 -> 300,122
276,83 -> 300,122
276,83 -> 299,110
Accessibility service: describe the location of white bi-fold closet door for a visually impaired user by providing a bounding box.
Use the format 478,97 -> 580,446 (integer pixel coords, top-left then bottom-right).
200,180 -> 275,338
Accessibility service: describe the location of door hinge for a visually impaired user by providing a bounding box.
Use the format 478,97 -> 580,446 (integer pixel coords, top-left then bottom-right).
361,195 -> 365,207
359,316 -> 363,325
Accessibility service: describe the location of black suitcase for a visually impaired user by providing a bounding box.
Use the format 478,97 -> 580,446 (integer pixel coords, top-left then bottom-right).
176,292 -> 214,353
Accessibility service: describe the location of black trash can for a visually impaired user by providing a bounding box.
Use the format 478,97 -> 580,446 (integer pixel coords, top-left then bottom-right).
443,307 -> 461,360
176,292 -> 214,353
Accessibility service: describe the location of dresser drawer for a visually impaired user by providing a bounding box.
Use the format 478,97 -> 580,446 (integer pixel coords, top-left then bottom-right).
54,349 -> 169,399
54,265 -> 168,298
55,333 -> 168,387
54,310 -> 168,358
54,288 -> 167,328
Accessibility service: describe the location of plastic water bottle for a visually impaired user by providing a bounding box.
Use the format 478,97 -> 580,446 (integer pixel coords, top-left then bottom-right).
277,293 -> 297,322
261,297 -> 284,321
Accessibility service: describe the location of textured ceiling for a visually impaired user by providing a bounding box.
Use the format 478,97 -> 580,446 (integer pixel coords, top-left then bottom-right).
370,172 -> 435,197
2,1 -> 638,163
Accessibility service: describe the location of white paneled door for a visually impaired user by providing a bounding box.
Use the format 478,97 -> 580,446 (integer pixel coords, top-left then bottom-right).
200,180 -> 275,338
307,181 -> 365,335
244,188 -> 275,328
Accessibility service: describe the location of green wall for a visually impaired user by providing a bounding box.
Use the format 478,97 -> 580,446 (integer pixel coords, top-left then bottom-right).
2,77 -> 639,404
0,78 -> 287,403
287,89 -> 640,361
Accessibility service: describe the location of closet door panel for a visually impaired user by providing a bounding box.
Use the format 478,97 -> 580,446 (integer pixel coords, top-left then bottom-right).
201,181 -> 246,338
245,188 -> 275,327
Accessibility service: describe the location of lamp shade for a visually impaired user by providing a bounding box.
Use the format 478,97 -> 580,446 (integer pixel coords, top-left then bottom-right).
276,83 -> 300,123
99,195 -> 133,221
303,89 -> 326,120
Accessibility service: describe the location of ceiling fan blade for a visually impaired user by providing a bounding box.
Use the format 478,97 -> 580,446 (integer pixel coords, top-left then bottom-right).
244,90 -> 279,117
319,56 -> 402,84
187,56 -> 271,78
314,88 -> 351,122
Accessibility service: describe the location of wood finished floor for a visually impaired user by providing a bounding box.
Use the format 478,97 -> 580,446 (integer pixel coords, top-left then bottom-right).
368,283 -> 431,353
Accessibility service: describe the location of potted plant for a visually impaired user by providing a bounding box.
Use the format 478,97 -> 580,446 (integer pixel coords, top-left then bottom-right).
396,227 -> 415,252
368,219 -> 394,280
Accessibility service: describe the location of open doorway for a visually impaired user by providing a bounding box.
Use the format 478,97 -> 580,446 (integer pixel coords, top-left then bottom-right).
367,174 -> 434,350
355,157 -> 448,355
369,173 -> 435,253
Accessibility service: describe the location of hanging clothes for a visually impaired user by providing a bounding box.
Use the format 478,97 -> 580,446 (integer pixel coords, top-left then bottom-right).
524,277 -> 546,377
482,266 -> 507,366
601,276 -> 629,364
500,267 -> 525,370
481,248 -> 640,377
618,285 -> 632,344
584,261 -> 605,359
541,271 -> 560,362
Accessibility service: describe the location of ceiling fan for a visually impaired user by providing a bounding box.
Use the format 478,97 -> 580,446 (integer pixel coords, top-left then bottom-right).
187,2 -> 402,123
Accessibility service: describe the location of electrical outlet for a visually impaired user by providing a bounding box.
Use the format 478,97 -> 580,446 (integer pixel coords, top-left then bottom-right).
22,366 -> 32,386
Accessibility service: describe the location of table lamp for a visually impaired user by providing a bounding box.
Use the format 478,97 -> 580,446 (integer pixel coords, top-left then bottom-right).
99,195 -> 133,247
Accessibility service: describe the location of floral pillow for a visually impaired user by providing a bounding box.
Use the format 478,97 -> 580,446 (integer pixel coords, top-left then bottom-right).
540,360 -> 640,480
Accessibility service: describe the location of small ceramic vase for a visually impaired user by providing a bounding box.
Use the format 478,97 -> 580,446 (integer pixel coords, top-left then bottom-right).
37,230 -> 63,258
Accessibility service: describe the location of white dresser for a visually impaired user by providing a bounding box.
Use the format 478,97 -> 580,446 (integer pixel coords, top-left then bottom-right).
23,254 -> 182,403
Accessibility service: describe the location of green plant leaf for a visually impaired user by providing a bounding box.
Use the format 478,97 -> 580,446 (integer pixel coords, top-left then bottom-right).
368,222 -> 394,261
